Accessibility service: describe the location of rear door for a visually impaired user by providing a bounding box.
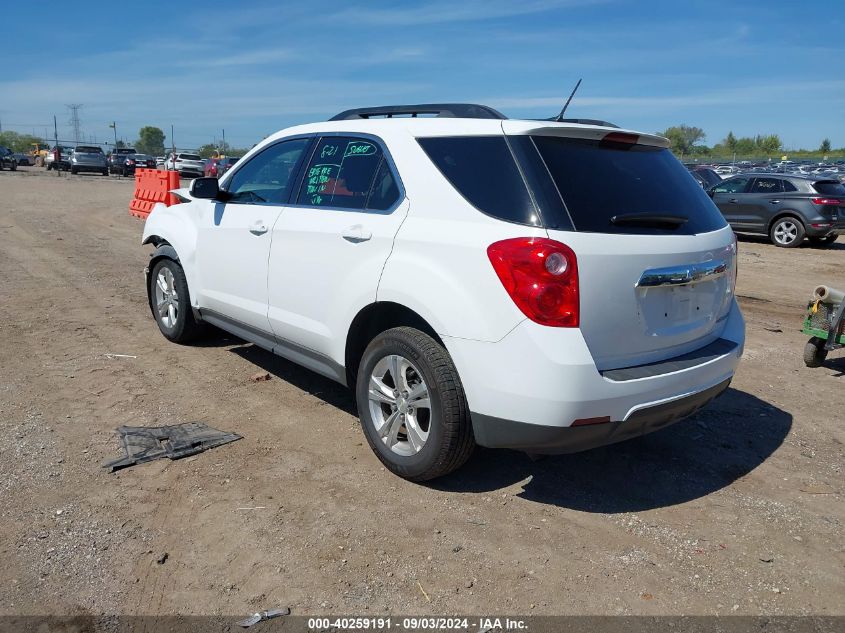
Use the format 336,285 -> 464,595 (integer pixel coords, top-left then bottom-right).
744,177 -> 785,229
710,176 -> 753,227
194,137 -> 312,333
266,135 -> 408,360
519,130 -> 736,370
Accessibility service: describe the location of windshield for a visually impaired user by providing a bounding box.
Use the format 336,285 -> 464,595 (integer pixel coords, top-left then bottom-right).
75,146 -> 102,153
180,153 -> 201,161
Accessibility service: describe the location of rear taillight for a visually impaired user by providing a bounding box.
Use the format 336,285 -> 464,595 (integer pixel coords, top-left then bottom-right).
487,237 -> 579,327
126,159 -> 135,165
811,197 -> 842,205
729,233 -> 738,297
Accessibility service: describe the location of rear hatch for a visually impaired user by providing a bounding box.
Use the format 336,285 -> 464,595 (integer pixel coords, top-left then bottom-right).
504,123 -> 736,370
811,180 -> 845,225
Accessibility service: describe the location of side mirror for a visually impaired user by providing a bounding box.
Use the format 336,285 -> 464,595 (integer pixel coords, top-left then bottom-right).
190,177 -> 221,200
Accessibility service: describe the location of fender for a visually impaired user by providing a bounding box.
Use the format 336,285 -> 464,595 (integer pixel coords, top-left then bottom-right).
141,201 -> 201,304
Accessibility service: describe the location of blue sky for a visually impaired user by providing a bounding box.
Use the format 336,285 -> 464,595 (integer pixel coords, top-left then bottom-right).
3,0 -> 843,151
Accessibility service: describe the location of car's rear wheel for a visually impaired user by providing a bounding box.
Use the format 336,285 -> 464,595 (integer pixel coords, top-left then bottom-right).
803,337 -> 828,368
356,327 -> 474,481
149,259 -> 205,343
70,167 -> 78,175
770,216 -> 805,248
808,235 -> 837,247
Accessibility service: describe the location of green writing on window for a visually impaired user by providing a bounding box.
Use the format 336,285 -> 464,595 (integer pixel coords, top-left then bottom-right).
344,142 -> 377,158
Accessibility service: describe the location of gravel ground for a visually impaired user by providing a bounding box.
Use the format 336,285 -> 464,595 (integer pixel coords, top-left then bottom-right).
0,167 -> 842,618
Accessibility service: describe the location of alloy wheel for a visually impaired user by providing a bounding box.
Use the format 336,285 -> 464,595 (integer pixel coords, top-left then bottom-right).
367,354 -> 432,456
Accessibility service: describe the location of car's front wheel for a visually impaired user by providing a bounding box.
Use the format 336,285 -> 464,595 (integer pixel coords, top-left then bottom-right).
356,327 -> 474,481
770,216 -> 805,248
149,259 -> 205,343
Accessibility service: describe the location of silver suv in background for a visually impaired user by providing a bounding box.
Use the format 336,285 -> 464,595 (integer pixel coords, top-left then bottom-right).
70,146 -> 108,175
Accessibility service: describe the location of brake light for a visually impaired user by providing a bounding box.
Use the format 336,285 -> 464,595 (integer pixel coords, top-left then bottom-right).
126,159 -> 135,165
811,197 -> 842,205
487,238 -> 579,327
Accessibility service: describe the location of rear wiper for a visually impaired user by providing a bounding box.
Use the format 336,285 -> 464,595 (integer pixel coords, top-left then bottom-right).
610,213 -> 688,228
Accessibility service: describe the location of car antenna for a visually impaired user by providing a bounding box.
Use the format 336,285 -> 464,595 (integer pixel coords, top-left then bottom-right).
555,78 -> 582,122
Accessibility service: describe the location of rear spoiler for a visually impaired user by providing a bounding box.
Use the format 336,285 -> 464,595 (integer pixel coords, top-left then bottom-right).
502,121 -> 670,149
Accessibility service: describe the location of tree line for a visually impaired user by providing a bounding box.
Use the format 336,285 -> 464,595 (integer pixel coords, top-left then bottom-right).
660,125 -> 840,159
0,126 -> 248,158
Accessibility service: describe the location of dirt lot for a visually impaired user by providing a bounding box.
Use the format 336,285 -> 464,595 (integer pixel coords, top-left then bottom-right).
0,167 -> 842,618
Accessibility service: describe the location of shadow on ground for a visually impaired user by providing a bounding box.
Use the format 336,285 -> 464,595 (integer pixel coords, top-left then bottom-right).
736,233 -> 843,250
228,342 -> 355,416
224,341 -> 791,513
433,388 -> 791,512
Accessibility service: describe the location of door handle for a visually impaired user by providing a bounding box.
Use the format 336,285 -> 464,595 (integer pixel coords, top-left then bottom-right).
769,200 -> 781,204
729,198 -> 738,203
341,225 -> 372,243
249,221 -> 268,235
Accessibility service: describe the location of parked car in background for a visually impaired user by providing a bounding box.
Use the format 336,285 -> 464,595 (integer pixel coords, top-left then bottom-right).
685,165 -> 721,189
709,174 -> 844,247
204,156 -> 240,178
142,102 -> 743,481
108,148 -> 137,175
714,165 -> 739,179
45,146 -> 74,171
155,156 -> 166,168
164,152 -> 205,177
70,146 -> 108,175
112,153 -> 156,176
13,152 -> 34,166
0,146 -> 18,170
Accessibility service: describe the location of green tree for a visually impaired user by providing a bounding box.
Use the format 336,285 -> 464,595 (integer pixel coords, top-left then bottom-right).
756,134 -> 782,157
724,131 -> 737,153
135,126 -> 166,156
115,139 -> 126,149
820,138 -> 831,154
734,136 -> 756,155
0,131 -> 48,153
661,125 -> 706,156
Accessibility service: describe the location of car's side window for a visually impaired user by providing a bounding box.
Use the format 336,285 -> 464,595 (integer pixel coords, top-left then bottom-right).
713,177 -> 750,194
750,178 -> 783,194
782,180 -> 798,192
226,138 -> 311,205
296,136 -> 399,211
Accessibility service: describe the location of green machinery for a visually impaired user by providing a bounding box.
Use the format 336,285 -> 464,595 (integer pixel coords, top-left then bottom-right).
802,285 -> 845,367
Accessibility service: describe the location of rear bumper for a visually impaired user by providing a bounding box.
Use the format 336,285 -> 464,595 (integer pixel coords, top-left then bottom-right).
443,298 -> 744,453
472,378 -> 730,453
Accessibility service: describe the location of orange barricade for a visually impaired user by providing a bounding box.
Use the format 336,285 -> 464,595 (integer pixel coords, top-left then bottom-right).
129,169 -> 181,219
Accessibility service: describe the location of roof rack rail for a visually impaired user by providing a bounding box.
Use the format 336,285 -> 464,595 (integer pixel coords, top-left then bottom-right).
330,103 -> 507,121
540,117 -> 620,128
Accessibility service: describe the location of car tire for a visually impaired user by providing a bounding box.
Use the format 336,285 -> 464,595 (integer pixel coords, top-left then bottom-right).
70,167 -> 78,175
808,235 -> 837,247
769,216 -> 805,248
803,337 -> 828,368
102,169 -> 108,176
10,162 -> 16,171
356,326 -> 474,481
148,259 -> 206,344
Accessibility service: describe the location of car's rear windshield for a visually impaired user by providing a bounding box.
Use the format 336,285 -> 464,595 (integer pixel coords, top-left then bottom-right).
813,181 -> 845,196
181,153 -> 201,160
531,136 -> 727,234
75,146 -> 102,153
116,148 -> 135,154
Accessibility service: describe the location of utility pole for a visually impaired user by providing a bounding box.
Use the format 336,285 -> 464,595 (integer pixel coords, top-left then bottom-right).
170,124 -> 175,171
53,115 -> 59,177
222,128 -> 226,153
66,104 -> 83,144
109,121 -> 117,148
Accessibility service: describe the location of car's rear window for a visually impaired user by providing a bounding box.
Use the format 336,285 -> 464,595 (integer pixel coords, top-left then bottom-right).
813,181 -> 845,196
418,136 -> 539,226
181,153 -> 201,161
532,136 -> 727,235
75,146 -> 102,153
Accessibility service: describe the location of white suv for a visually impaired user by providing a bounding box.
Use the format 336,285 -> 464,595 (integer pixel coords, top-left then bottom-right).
142,103 -> 744,481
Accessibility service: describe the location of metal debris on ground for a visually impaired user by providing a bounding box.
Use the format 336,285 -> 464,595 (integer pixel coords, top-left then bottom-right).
236,608 -> 290,628
103,422 -> 242,472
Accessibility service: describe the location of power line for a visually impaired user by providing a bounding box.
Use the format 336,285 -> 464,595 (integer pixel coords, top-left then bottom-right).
66,104 -> 83,144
